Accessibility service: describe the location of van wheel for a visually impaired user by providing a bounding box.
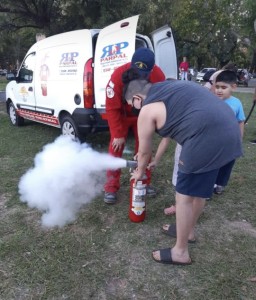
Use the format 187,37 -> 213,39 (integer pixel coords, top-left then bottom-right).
8,102 -> 24,126
61,115 -> 80,140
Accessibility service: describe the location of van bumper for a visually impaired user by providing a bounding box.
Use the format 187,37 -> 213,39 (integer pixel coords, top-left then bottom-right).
72,108 -> 109,135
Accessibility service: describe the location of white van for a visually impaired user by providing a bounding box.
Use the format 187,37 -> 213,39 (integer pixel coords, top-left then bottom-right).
6,15 -> 177,140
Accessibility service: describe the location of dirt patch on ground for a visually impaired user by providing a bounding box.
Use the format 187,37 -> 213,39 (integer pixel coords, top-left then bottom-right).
228,220 -> 256,238
0,193 -> 9,215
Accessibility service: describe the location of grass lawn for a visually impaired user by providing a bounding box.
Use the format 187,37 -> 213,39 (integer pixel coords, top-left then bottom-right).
0,76 -> 7,91
0,91 -> 256,299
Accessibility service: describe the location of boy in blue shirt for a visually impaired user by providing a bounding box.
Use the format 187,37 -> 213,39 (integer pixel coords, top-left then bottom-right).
214,70 -> 245,194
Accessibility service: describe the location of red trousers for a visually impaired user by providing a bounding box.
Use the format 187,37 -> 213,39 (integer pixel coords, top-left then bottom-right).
104,117 -> 151,193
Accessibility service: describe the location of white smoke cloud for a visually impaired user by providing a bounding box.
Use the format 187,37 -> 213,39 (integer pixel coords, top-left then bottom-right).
19,135 -> 127,228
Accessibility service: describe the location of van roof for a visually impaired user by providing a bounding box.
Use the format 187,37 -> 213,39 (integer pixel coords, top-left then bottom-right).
28,29 -> 101,52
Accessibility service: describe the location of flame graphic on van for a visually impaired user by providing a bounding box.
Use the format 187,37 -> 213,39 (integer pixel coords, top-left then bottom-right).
19,86 -> 29,101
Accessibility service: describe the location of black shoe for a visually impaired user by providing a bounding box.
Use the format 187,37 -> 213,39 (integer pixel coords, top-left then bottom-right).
146,185 -> 156,197
250,139 -> 256,144
213,185 -> 225,195
104,192 -> 117,204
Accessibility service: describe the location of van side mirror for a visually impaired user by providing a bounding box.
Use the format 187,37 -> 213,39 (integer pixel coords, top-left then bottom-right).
6,73 -> 16,81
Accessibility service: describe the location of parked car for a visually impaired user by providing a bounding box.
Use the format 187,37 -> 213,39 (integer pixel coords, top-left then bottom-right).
0,69 -> 7,76
6,73 -> 15,80
178,68 -> 197,81
188,68 -> 198,81
196,67 -> 216,82
189,68 -> 197,77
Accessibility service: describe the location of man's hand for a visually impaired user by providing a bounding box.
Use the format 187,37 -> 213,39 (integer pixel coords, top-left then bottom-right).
134,152 -> 155,170
253,98 -> 256,104
147,159 -> 157,170
112,137 -> 125,152
130,169 -> 144,184
133,153 -> 138,161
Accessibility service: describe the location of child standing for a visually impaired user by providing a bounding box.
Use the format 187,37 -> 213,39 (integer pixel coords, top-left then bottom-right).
214,70 -> 245,194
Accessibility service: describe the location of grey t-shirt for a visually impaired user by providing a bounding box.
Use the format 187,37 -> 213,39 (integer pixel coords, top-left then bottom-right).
143,80 -> 243,174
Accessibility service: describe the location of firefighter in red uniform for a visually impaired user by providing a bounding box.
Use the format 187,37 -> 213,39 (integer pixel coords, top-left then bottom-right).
104,48 -> 165,204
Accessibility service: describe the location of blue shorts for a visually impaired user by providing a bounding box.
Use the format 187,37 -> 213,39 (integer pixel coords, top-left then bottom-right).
176,160 -> 235,198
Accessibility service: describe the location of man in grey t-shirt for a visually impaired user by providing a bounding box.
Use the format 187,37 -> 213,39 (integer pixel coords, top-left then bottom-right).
125,79 -> 242,265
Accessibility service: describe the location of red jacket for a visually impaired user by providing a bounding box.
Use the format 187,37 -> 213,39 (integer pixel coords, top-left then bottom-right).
179,61 -> 189,72
105,62 -> 165,138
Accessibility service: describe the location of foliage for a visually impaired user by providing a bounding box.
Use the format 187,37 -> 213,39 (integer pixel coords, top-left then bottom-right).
240,0 -> 256,71
169,0 -> 244,68
0,77 -> 7,90
0,0 -> 256,70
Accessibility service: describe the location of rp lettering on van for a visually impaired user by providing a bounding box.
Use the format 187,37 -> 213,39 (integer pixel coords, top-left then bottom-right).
59,52 -> 79,66
59,52 -> 79,77
100,42 -> 128,62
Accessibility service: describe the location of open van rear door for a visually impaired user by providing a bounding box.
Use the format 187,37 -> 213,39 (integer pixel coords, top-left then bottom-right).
94,15 -> 139,110
151,25 -> 178,79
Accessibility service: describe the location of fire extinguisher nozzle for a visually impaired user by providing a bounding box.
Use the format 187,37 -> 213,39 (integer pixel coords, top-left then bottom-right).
126,160 -> 138,168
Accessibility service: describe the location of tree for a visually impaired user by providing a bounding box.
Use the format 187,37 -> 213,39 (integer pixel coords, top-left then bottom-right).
0,0 -> 256,71
0,0 -> 65,34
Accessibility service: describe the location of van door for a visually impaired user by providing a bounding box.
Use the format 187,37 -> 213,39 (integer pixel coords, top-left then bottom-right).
12,52 -> 36,111
151,25 -> 178,79
94,15 -> 139,110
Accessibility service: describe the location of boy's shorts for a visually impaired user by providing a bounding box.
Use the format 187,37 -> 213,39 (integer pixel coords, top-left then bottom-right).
176,160 -> 235,198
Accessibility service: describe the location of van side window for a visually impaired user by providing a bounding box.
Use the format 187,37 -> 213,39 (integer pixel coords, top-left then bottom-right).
18,53 -> 35,83
135,38 -> 147,49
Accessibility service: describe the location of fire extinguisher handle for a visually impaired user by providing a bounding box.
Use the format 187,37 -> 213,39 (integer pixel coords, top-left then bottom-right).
126,160 -> 138,169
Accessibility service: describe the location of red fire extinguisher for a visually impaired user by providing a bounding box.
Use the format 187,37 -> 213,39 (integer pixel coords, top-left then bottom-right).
129,174 -> 147,222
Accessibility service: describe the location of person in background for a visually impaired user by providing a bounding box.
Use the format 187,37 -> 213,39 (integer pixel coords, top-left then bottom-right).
179,57 -> 189,80
204,62 -> 238,92
126,78 -> 242,265
249,87 -> 256,144
104,48 -> 165,204
213,70 -> 245,194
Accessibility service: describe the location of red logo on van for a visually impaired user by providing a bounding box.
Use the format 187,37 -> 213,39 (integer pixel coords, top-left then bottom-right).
101,42 -> 128,61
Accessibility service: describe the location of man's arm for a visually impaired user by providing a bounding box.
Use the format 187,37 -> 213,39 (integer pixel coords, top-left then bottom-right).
106,81 -> 126,151
148,137 -> 171,169
239,121 -> 244,139
106,78 -> 125,138
131,105 -> 156,181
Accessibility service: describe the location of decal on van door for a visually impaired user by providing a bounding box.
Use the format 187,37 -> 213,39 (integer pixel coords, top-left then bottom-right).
59,52 -> 78,77
19,86 -> 29,102
17,109 -> 59,126
100,42 -> 129,73
39,53 -> 50,96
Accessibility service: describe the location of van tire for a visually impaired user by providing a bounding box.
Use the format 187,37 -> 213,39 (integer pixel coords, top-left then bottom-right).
8,102 -> 24,126
61,115 -> 81,140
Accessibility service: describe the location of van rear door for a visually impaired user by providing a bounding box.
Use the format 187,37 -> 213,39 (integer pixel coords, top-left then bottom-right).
94,15 -> 139,110
151,25 -> 178,79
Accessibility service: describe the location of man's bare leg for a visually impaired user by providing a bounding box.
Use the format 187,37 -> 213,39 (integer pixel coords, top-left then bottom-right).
188,197 -> 206,241
153,192 -> 205,263
171,192 -> 194,262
